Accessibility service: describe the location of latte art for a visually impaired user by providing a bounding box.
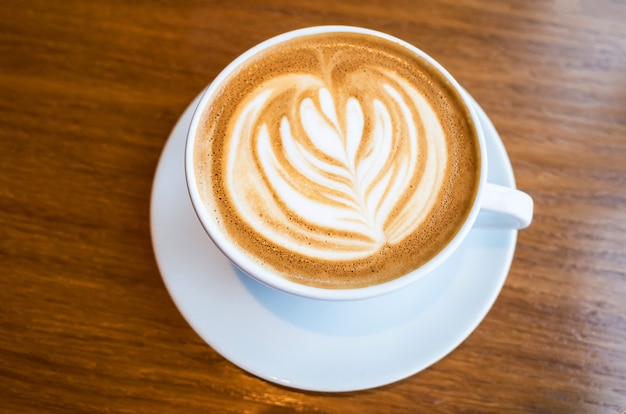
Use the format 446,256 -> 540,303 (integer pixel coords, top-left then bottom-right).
227,72 -> 447,260
194,32 -> 480,288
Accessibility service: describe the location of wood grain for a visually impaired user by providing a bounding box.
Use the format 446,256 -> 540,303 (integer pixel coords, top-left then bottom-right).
1,0 -> 625,412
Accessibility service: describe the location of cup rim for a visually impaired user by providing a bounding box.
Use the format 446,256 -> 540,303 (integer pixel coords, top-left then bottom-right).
185,25 -> 487,301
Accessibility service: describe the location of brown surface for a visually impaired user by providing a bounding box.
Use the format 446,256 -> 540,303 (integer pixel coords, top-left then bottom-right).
1,1 -> 625,412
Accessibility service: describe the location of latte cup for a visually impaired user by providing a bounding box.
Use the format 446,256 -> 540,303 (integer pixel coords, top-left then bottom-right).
185,26 -> 533,301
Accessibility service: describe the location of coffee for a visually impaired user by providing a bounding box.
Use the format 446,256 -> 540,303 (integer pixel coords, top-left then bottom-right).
193,31 -> 481,289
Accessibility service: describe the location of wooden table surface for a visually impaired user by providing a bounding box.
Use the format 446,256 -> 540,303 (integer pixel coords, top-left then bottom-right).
2,1 -> 625,412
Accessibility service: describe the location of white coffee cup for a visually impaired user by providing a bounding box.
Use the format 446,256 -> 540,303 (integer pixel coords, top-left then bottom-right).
185,26 -> 533,301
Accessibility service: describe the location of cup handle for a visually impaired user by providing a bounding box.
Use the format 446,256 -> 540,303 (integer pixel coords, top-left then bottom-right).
474,183 -> 534,229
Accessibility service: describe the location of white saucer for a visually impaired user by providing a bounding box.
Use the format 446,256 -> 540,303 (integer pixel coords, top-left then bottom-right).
150,92 -> 518,392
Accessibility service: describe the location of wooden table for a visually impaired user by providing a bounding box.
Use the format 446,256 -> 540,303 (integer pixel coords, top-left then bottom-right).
2,1 -> 625,412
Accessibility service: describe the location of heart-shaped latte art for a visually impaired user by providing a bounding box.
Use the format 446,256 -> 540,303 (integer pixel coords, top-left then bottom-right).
225,68 -> 448,260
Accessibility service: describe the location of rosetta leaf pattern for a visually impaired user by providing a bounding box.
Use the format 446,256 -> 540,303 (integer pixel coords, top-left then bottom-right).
226,70 -> 447,260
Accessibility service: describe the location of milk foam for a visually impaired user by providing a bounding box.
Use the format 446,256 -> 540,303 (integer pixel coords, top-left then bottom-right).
194,32 -> 481,288
225,69 -> 447,260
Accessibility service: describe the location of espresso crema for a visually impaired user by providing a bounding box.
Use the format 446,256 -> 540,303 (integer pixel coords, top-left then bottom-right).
194,31 -> 481,289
